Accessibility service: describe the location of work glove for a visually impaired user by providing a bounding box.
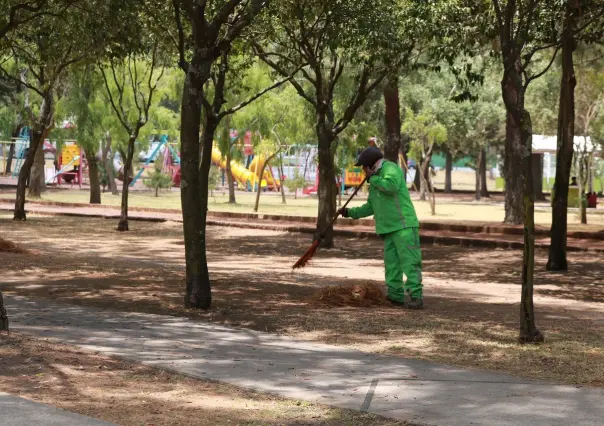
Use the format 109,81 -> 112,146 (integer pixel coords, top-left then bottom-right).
338,207 -> 349,218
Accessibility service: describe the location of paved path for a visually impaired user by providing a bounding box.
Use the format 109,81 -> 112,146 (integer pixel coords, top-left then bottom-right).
1,202 -> 602,252
0,393 -> 115,426
6,295 -> 604,426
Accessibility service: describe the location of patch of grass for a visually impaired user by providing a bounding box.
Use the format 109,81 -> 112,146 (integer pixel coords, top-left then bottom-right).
0,333 -> 410,426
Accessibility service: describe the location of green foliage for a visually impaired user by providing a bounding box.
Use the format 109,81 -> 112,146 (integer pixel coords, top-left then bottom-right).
208,165 -> 220,196
143,164 -> 173,197
284,169 -> 308,198
402,108 -> 447,162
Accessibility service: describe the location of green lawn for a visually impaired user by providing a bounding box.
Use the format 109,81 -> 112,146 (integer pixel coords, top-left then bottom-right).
7,188 -> 603,228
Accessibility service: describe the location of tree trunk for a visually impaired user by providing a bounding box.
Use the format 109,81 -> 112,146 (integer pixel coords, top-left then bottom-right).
503,111 -> 524,224
480,148 -> 490,198
413,162 -> 421,193
117,137 -> 135,231
28,129 -> 48,198
547,3 -> 577,272
14,95 -> 53,221
384,75 -> 402,163
5,124 -> 23,174
88,155 -> 102,204
532,154 -> 545,201
418,152 -> 432,202
180,59 -> 212,311
0,289 -> 8,332
445,149 -> 453,193
253,163 -> 264,213
279,160 -> 286,204
226,149 -> 236,204
102,133 -> 119,196
519,116 -> 544,344
315,127 -> 338,248
475,163 -> 481,201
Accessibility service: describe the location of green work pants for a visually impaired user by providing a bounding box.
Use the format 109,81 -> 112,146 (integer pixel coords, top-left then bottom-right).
383,228 -> 423,302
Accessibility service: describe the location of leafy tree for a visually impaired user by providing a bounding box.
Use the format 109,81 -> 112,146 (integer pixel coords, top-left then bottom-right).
144,163 -> 173,197
285,169 -> 308,200
98,44 -> 166,231
403,108 -> 447,213
172,0 -> 282,310
253,0 -> 411,247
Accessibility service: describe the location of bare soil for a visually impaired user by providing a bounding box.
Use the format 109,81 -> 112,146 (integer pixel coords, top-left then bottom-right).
0,333 -> 407,426
1,214 -> 603,386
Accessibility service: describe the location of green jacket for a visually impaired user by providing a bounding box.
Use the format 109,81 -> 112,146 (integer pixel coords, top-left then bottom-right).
348,160 -> 419,235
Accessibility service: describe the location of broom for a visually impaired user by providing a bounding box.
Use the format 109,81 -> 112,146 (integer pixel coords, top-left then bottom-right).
292,175 -> 369,269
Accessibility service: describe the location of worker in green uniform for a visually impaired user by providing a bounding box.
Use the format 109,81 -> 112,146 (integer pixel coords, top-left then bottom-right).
339,147 -> 423,309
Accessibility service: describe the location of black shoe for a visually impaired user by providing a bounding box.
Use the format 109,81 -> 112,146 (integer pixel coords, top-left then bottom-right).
387,296 -> 405,307
407,298 -> 424,310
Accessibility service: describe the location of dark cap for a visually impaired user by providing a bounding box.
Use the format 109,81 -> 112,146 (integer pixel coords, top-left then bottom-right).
354,146 -> 384,167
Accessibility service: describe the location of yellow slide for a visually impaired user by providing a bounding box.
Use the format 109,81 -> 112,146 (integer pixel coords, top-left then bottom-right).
249,156 -> 280,190
211,146 -> 269,189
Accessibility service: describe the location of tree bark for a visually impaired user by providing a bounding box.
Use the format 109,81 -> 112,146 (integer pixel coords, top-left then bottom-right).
532,154 -> 545,201
475,156 -> 481,201
480,148 -> 490,197
102,133 -> 119,195
418,150 -> 433,202
503,111 -> 524,224
547,2 -> 577,272
14,95 -> 53,221
315,128 -> 337,248
226,149 -> 236,204
519,115 -> 543,344
117,137 -> 135,231
413,162 -> 421,193
279,160 -> 286,204
384,75 -> 402,163
5,124 -> 23,174
88,155 -> 102,204
0,289 -> 8,332
180,54 -> 212,310
28,128 -> 49,198
445,149 -> 453,193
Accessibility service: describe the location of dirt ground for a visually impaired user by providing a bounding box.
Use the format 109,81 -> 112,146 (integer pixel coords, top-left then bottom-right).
1,214 -> 604,387
0,333 -> 406,426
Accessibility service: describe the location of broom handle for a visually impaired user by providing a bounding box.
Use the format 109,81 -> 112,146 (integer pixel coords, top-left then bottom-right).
325,175 -> 369,232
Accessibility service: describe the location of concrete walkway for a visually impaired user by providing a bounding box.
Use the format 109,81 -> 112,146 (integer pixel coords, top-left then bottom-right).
6,295 -> 604,426
0,393 -> 115,425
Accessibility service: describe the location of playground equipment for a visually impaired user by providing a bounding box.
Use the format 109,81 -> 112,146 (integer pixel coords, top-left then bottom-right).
54,143 -> 83,186
211,145 -> 281,191
129,135 -> 181,187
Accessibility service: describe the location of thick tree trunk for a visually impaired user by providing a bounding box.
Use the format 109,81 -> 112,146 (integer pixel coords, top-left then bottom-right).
0,289 -> 8,332
28,129 -> 48,198
413,162 -> 421,193
117,137 -> 135,231
504,111 -> 524,224
88,155 -> 102,204
384,75 -> 402,163
445,149 -> 453,193
102,133 -> 119,195
532,154 -> 545,200
480,148 -> 490,198
180,60 -> 212,310
315,129 -> 337,248
14,95 -> 53,221
547,4 -> 577,272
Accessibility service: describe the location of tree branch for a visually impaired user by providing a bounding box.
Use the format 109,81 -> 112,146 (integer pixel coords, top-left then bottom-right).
98,63 -> 132,135
172,0 -> 189,72
218,70 -> 300,119
525,45 -> 561,89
